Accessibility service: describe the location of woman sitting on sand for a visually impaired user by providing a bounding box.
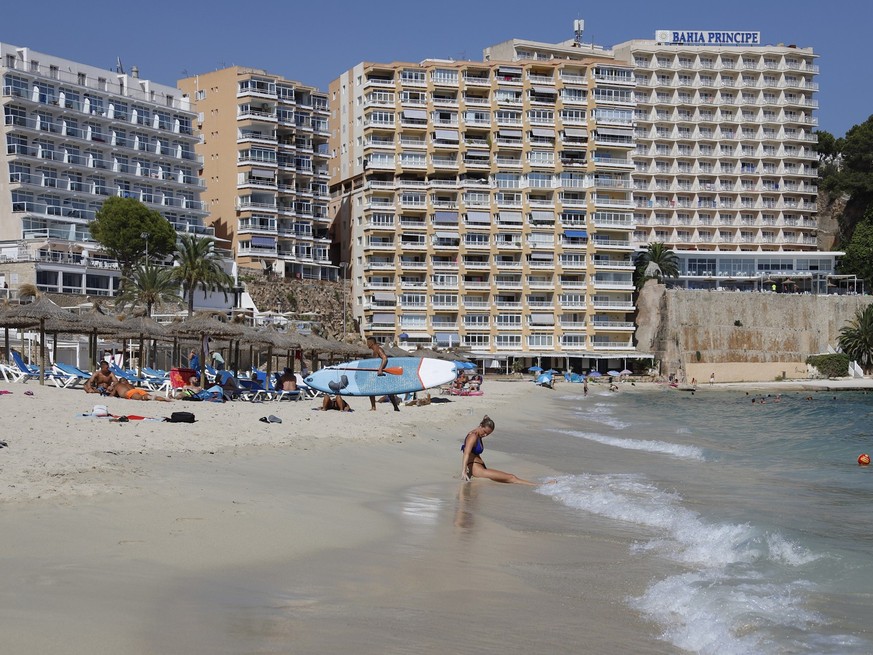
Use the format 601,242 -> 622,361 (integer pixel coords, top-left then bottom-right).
460,415 -> 536,485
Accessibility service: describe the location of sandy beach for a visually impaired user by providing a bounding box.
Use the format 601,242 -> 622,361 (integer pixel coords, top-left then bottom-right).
3,375 -> 871,654
0,379 -> 664,654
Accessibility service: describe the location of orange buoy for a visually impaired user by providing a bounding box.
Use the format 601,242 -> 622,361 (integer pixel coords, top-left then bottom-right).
858,453 -> 871,466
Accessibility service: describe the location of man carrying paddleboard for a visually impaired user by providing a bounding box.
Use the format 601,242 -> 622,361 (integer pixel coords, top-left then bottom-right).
366,336 -> 400,412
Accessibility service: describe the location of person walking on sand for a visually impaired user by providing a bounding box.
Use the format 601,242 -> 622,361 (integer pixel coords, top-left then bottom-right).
366,336 -> 399,412
460,415 -> 536,485
710,372 -> 715,386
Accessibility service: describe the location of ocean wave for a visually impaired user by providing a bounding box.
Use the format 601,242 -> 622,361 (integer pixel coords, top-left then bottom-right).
553,429 -> 705,460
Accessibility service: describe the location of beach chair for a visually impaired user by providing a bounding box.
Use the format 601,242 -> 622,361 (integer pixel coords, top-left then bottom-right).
295,373 -> 321,398
9,350 -> 42,383
271,372 -> 302,401
216,370 -> 252,401
140,367 -> 171,394
248,371 -> 275,402
1,361 -> 26,383
52,362 -> 93,389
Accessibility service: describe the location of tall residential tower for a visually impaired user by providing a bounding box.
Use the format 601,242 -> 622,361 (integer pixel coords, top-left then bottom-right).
330,56 -> 638,365
179,67 -> 333,281
0,43 -> 208,296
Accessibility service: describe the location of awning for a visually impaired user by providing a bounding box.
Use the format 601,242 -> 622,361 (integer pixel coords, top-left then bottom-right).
531,128 -> 555,138
251,168 -> 275,178
373,292 -> 396,302
564,127 -> 588,137
564,230 -> 588,239
497,66 -> 522,75
435,231 -> 460,240
530,313 -> 556,325
530,210 -> 554,222
403,109 -> 427,120
532,86 -> 557,95
372,313 -> 396,323
596,127 -> 633,137
250,236 -> 277,247
531,252 -> 554,260
435,332 -> 460,344
434,211 -> 459,223
403,332 -> 431,340
498,128 -> 522,138
466,149 -> 490,157
499,211 -> 523,224
466,211 -> 491,224
435,129 -> 459,141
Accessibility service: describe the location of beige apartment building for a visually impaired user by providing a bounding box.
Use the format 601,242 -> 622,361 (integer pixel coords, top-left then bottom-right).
329,56 -> 638,365
179,67 -> 333,281
486,31 -> 838,292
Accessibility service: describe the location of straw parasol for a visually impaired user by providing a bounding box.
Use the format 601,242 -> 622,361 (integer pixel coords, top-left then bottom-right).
0,301 -> 38,364
167,314 -> 244,382
115,315 -> 171,375
0,296 -> 81,384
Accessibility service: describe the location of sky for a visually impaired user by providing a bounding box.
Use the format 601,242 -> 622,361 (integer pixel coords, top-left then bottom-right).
3,0 -> 870,136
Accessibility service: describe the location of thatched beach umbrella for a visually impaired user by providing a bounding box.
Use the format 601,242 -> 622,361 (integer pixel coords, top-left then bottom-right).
0,296 -> 80,384
0,301 -> 38,364
167,314 -> 244,382
115,315 -> 170,375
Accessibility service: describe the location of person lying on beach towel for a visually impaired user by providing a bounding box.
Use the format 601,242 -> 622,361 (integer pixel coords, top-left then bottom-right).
107,379 -> 171,402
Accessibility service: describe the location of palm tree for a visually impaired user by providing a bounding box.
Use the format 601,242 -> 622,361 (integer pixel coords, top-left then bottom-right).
114,261 -> 179,317
634,242 -> 680,289
838,304 -> 873,374
170,234 -> 235,316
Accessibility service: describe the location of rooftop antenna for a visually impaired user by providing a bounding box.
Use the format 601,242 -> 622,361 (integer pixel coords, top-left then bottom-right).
573,19 -> 585,45
115,57 -> 124,74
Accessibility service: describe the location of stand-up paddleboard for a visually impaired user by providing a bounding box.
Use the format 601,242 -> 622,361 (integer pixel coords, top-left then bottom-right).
305,357 -> 457,397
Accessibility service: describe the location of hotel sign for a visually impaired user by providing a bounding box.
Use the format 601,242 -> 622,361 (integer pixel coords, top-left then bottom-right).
655,30 -> 761,46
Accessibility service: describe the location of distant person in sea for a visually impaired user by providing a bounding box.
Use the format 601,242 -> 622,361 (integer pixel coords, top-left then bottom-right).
108,379 -> 171,402
84,360 -> 118,395
460,415 -> 536,485
583,377 -> 589,397
366,336 -> 399,412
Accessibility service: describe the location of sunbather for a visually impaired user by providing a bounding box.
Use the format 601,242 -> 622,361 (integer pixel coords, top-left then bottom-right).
108,379 -> 171,401
174,375 -> 204,399
84,361 -> 118,395
321,394 -> 351,411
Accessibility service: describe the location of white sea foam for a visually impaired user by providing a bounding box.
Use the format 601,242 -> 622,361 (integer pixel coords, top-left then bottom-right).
577,403 -> 630,429
537,474 -> 838,654
554,428 -> 705,460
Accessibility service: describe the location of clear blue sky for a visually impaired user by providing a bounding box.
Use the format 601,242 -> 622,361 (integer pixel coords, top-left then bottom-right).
3,0 -> 870,136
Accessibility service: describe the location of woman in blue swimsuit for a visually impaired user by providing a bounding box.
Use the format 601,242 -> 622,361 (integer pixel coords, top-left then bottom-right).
460,415 -> 536,485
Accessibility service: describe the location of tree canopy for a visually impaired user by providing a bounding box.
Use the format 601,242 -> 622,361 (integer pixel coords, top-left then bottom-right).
113,261 -> 180,317
170,234 -> 235,316
634,242 -> 679,289
838,304 -> 873,374
838,208 -> 873,290
89,197 -> 177,275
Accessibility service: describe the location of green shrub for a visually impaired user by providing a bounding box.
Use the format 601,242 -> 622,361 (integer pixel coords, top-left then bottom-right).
805,353 -> 850,378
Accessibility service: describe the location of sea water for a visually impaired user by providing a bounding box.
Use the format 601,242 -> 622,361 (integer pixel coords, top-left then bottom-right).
525,387 -> 873,654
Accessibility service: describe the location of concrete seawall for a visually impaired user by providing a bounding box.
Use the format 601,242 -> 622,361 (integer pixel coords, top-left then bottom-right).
635,283 -> 872,382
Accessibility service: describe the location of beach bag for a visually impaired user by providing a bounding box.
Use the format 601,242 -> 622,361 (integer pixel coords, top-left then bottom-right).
166,411 -> 196,423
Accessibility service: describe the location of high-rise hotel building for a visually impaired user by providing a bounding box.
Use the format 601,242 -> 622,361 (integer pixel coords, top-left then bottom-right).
179,68 -> 334,280
0,43 -> 208,297
487,31 -> 834,289
329,56 -> 640,362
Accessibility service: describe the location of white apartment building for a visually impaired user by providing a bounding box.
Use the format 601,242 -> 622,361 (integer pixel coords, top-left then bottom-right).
330,57 -> 639,367
0,43 -> 209,297
179,68 -> 333,281
486,29 -> 839,293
